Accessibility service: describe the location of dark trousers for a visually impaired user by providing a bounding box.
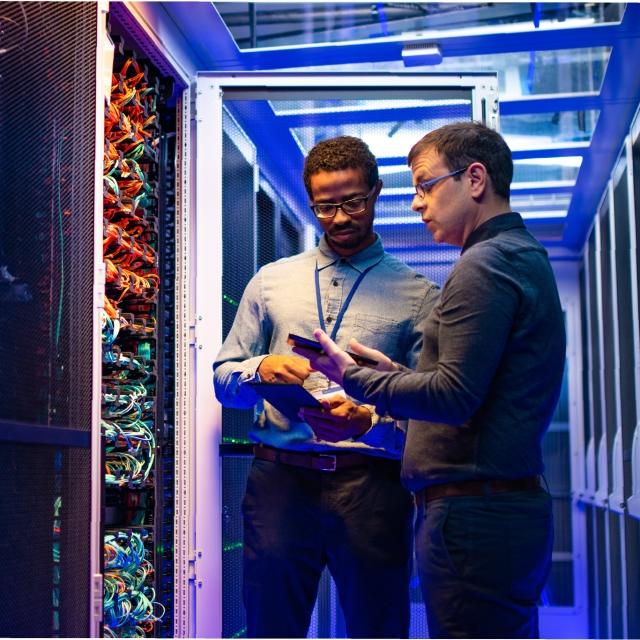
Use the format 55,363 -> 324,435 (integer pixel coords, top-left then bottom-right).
415,489 -> 553,639
241,456 -> 414,638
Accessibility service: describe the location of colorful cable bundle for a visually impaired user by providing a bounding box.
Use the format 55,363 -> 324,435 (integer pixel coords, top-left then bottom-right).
103,52 -> 163,637
103,421 -> 155,488
102,346 -> 156,488
104,56 -> 160,321
103,531 -> 165,637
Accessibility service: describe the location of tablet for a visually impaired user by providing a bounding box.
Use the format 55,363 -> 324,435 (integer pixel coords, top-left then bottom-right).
287,332 -> 378,367
249,381 -> 321,422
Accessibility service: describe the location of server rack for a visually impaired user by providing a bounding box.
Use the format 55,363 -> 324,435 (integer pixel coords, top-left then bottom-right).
99,4 -> 193,637
577,103 -> 640,639
0,2 -> 101,636
102,6 -> 198,638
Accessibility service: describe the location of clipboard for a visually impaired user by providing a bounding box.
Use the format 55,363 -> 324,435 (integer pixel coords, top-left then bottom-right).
248,381 -> 321,422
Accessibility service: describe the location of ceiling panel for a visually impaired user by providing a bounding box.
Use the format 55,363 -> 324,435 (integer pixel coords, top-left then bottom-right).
213,2 -> 623,50
159,1 -> 640,255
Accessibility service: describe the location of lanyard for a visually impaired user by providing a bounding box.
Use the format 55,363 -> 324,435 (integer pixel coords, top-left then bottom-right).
315,259 -> 377,341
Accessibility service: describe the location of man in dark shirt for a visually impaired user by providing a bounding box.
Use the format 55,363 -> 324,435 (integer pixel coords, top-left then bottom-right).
295,122 -> 566,638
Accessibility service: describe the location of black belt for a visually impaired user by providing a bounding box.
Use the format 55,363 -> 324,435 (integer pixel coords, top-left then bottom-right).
253,444 -> 370,472
416,476 -> 540,505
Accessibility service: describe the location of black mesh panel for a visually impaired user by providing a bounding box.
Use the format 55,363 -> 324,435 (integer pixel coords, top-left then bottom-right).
587,229 -> 602,444
598,209 -> 617,481
0,442 -> 90,637
579,265 -> 591,447
613,172 -> 636,492
0,1 -> 96,430
222,131 -> 256,340
221,131 -> 256,444
543,559 -> 574,608
257,188 -> 276,268
0,3 -> 96,637
222,456 -> 252,639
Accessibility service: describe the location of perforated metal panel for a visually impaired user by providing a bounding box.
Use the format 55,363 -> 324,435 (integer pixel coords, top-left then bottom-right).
579,265 -> 591,447
0,2 -> 97,636
587,229 -> 602,446
0,1 -> 96,430
544,560 -> 574,608
541,362 -> 574,608
222,456 -> 251,639
0,443 -> 91,637
599,208 -> 618,480
222,129 -> 256,341
613,172 -> 636,489
635,136 -> 640,301
221,124 -> 257,445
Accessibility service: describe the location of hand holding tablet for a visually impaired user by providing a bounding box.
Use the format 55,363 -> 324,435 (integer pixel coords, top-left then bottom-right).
248,381 -> 321,422
287,333 -> 378,367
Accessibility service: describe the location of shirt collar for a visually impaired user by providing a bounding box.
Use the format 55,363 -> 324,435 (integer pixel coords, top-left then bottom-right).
461,212 -> 525,254
317,233 -> 385,272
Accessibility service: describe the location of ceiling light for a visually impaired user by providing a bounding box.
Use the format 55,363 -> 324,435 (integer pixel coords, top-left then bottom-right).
374,210 -> 569,225
401,16 -> 595,42
520,211 -> 568,220
378,165 -> 411,176
401,43 -> 442,67
514,157 -> 583,168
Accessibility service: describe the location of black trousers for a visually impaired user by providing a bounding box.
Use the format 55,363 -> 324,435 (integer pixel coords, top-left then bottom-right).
415,488 -> 553,639
241,456 -> 414,638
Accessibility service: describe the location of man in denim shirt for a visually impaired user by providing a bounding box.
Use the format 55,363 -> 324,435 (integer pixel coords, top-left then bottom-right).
214,136 -> 439,638
300,124 -> 566,639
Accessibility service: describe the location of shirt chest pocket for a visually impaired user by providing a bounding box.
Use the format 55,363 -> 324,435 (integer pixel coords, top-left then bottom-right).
351,312 -> 404,359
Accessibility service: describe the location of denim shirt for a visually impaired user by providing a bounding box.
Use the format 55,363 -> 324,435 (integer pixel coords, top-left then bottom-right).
213,234 -> 439,458
344,213 -> 566,487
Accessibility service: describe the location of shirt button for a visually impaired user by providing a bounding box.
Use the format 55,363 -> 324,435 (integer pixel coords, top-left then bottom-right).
326,316 -> 333,324
332,280 -> 339,286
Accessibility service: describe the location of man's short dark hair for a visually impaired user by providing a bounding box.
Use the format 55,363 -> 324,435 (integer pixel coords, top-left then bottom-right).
407,122 -> 513,200
303,135 -> 379,198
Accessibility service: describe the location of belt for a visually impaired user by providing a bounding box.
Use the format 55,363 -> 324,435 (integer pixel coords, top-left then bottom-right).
417,476 -> 540,505
253,445 -> 370,472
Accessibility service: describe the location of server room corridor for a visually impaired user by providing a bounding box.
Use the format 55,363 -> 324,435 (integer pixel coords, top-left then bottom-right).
0,1 -> 639,638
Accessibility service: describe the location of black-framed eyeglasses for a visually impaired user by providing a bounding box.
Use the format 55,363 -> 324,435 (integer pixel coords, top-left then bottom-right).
310,184 -> 377,219
414,166 -> 468,199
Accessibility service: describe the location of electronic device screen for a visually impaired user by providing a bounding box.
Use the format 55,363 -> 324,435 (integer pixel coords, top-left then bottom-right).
287,333 -> 378,367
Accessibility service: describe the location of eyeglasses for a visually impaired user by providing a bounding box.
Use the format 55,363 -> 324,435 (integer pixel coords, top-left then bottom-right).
414,167 -> 468,199
310,184 -> 377,219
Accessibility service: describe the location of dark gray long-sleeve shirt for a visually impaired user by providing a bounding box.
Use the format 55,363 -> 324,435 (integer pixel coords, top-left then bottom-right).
344,212 -> 566,491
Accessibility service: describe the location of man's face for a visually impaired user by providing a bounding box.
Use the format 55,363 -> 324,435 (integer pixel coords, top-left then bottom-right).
309,168 -> 379,256
410,149 -> 471,247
